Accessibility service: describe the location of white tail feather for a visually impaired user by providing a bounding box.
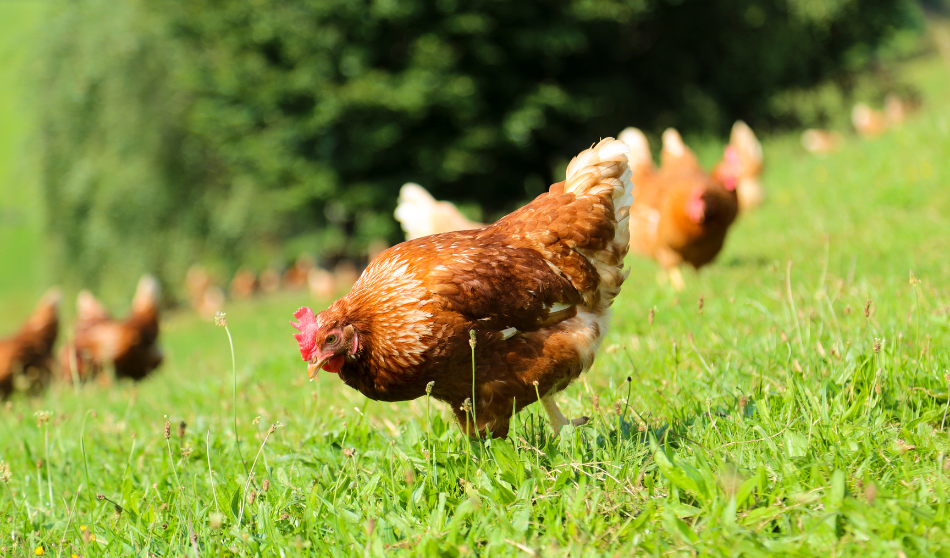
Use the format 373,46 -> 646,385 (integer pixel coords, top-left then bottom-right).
563,138 -> 635,312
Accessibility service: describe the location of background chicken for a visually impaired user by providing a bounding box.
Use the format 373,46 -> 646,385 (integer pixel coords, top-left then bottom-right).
394,182 -> 484,241
801,129 -> 843,155
853,93 -> 915,139
61,275 -> 163,382
293,138 -> 633,438
620,127 -> 746,290
0,287 -> 61,397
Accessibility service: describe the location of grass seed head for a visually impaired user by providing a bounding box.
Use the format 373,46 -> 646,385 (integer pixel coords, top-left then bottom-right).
163,419 -> 170,440
247,490 -> 256,505
0,461 -> 10,483
865,299 -> 872,318
469,329 -> 477,349
262,479 -> 270,492
698,296 -> 704,314
426,381 -> 434,395
648,308 -> 655,325
214,311 -> 227,327
844,305 -> 851,315
177,421 -> 186,438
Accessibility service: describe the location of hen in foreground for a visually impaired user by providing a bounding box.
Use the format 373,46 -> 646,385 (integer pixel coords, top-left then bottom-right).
61,275 -> 163,382
293,139 -> 633,437
0,288 -> 61,397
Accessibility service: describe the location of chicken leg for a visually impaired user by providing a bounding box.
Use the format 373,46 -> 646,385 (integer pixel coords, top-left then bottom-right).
541,395 -> 588,434
667,267 -> 685,291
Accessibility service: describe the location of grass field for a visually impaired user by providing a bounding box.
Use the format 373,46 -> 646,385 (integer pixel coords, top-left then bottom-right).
3,7 -> 950,555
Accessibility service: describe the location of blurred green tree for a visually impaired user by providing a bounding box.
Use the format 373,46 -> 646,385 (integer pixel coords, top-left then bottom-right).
36,0 -> 921,297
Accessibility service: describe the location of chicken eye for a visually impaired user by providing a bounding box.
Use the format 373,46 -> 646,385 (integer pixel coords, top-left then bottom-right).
325,334 -> 338,345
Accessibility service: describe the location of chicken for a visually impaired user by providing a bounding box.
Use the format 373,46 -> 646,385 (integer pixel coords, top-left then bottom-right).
852,102 -> 887,138
184,264 -> 225,319
0,288 -> 61,397
619,127 -> 740,290
292,139 -> 633,438
230,267 -> 259,300
61,275 -> 163,382
801,129 -> 843,155
852,94 -> 914,139
394,183 -> 484,240
283,256 -> 314,290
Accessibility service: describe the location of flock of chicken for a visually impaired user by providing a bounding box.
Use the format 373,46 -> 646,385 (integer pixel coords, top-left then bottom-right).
801,94 -> 914,155
395,122 -> 764,290
0,103 -> 911,432
0,276 -> 162,397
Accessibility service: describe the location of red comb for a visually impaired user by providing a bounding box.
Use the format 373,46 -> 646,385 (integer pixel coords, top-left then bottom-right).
290,306 -> 319,361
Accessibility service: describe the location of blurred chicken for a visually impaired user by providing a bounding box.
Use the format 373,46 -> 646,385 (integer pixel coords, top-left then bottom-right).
61,275 -> 163,382
394,183 -> 484,240
230,267 -> 258,300
308,267 -> 336,300
0,288 -> 61,397
852,102 -> 887,138
800,129 -> 843,155
884,93 -> 908,127
852,93 -> 913,139
259,269 -> 281,294
283,256 -> 314,290
185,264 -> 214,308
619,127 -> 742,290
333,261 -> 360,292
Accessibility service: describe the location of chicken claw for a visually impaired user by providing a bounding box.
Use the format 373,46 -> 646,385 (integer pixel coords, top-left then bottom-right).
541,395 -> 589,434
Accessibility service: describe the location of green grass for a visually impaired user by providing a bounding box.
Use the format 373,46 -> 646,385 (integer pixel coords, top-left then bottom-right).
3,30 -> 950,558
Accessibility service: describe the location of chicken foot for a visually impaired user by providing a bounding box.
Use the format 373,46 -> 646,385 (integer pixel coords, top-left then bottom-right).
541,395 -> 588,434
668,267 -> 685,291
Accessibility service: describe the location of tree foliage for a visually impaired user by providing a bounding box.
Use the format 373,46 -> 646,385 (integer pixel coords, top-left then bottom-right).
36,0 -> 920,295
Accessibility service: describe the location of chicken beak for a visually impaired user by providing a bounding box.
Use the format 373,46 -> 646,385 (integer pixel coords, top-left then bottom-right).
306,357 -> 328,381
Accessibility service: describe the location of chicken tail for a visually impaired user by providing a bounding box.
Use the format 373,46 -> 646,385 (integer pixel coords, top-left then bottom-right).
394,183 -> 483,241
131,275 -> 161,316
20,287 -> 61,349
618,127 -> 654,175
562,137 -> 634,312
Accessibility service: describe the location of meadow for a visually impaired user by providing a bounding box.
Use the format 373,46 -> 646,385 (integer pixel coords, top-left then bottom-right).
3,3 -> 950,555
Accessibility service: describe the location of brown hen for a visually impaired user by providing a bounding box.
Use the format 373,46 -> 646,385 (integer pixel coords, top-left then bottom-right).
620,127 -> 748,290
61,275 -> 163,382
293,139 -> 633,438
0,288 -> 61,397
